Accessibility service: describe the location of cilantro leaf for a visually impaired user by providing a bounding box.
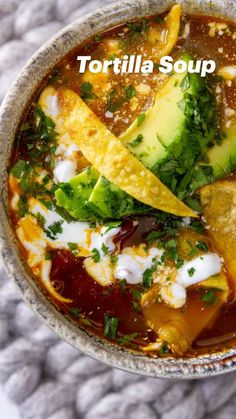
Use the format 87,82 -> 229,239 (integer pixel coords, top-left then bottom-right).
125,85 -> 136,100
201,289 -> 219,306
104,315 -> 119,339
80,82 -> 98,100
91,248 -> 100,262
188,267 -> 196,277
129,134 -> 143,148
117,332 -> 139,345
136,113 -> 145,126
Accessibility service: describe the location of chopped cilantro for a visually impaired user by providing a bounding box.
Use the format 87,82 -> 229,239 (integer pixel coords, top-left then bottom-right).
215,75 -> 224,83
187,241 -> 198,258
184,197 -> 203,213
136,113 -> 145,126
49,159 -> 55,169
34,212 -> 46,228
126,19 -> 149,34
196,241 -> 208,252
91,248 -> 100,262
132,289 -> 142,300
106,85 -> 136,112
119,278 -> 127,295
201,289 -> 219,306
20,122 -> 31,132
111,254 -> 118,265
117,332 -> 139,345
102,243 -> 109,255
11,159 -> 30,178
129,133 -> 143,148
70,307 -> 80,317
59,183 -> 74,198
46,221 -> 63,239
153,73 -> 218,199
40,199 -> 53,210
143,268 -> 154,289
189,220 -> 204,233
80,81 -> 98,100
180,74 -> 190,92
108,54 -> 117,61
104,220 -> 122,233
146,230 -> 163,245
55,206 -> 76,223
125,85 -> 136,100
80,317 -> 92,326
104,315 -> 119,339
94,34 -> 103,42
45,250 -> 52,260
188,267 -> 196,277
132,300 -> 141,312
68,242 -> 78,252
18,196 -> 28,217
42,174 -> 52,185
106,88 -> 123,112
159,343 -> 170,355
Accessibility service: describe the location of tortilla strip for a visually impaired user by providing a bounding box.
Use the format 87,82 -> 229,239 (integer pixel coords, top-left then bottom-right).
141,272 -> 229,355
58,88 -> 196,218
200,180 -> 236,294
156,4 -> 181,60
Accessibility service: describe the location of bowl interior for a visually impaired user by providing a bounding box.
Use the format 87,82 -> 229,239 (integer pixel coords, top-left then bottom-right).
1,0 -> 236,378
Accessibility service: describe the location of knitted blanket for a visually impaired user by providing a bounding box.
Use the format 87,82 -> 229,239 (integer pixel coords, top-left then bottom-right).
0,1 -> 236,418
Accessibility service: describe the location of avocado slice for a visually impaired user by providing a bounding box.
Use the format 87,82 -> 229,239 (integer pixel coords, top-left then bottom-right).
205,123 -> 236,179
191,123 -> 236,191
119,53 -> 198,170
87,175 -> 149,218
55,166 -> 99,220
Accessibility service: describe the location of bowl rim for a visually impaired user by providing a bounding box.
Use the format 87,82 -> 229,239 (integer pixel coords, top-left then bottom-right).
1,0 -> 236,379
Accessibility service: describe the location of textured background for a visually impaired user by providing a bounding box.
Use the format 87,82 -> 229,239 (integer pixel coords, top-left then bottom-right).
0,0 -> 236,418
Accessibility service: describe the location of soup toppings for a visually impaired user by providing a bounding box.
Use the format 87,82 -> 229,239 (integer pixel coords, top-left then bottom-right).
8,5 -> 236,357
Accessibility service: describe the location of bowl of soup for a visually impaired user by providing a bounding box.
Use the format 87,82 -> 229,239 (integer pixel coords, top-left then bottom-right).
1,0 -> 236,378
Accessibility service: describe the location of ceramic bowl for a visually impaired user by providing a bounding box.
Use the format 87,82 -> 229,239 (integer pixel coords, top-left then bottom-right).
1,0 -> 236,379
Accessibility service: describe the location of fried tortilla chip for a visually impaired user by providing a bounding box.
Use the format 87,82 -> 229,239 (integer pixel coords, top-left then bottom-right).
200,180 -> 236,293
148,5 -> 181,58
57,89 -> 196,218
141,272 -> 228,355
158,4 -> 181,59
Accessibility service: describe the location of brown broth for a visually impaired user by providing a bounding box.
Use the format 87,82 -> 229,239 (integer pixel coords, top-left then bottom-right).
8,10 -> 236,356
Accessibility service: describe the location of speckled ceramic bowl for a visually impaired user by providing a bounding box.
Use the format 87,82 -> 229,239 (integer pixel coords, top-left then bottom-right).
1,0 -> 236,379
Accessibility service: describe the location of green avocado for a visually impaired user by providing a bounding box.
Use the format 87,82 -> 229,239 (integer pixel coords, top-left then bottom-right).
87,175 -> 149,218
119,53 -> 199,170
55,166 -> 99,220
206,124 -> 236,179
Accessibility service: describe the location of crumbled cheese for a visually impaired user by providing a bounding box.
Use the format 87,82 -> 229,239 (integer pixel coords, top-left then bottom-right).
53,159 -> 77,183
182,22 -> 190,39
218,65 -> 236,80
105,111 -> 114,118
225,107 -> 235,117
160,282 -> 186,309
136,83 -> 151,95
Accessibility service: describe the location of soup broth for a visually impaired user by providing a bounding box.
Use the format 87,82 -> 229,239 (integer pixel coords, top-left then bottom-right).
8,5 -> 236,357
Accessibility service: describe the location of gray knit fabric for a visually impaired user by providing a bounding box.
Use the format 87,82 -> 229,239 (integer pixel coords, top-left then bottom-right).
0,1 -> 236,418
